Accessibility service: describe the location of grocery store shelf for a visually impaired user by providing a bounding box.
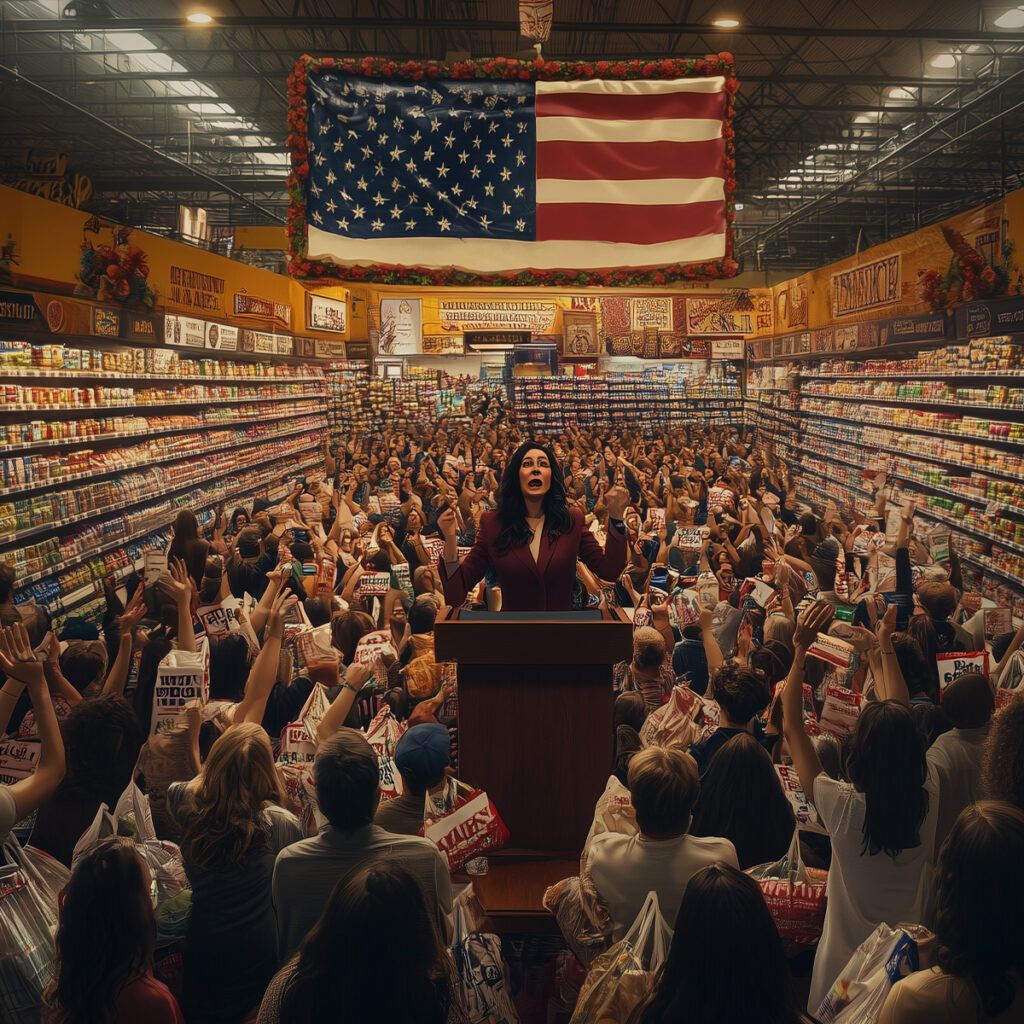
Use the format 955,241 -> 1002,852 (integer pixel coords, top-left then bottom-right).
0,401 -> 324,455
801,389 -> 1024,416
958,552 -> 1024,592
801,408 -> 1024,449
12,451 -> 322,596
0,366 -> 325,384
1,390 -> 327,415
801,369 -> 1024,381
913,506 -> 1024,558
0,418 -> 326,499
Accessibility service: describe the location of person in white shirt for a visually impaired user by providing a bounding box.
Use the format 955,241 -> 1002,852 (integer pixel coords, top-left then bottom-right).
782,602 -> 938,1015
585,745 -> 738,942
925,671 -> 992,852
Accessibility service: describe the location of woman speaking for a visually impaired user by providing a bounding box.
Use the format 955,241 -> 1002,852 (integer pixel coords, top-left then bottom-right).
438,440 -> 629,612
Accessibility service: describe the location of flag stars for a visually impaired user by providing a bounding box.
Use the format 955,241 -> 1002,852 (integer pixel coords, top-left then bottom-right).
423,146 -> 435,161
484,183 -> 495,196
377,134 -> 388,147
325,169 -> 336,183
338,218 -> 349,231
309,183 -> 322,197
502,201 -> 511,214
374,163 -> 384,177
314,153 -> 326,166
465,197 -> 478,210
480,214 -> 492,230
391,178 -> 403,192
372,191 -> 387,206
356,176 -> 367,190
515,151 -> 526,167
393,116 -> 403,130
513,185 -> 525,197
390,204 -> 403,219
438,217 -> 452,232
488,121 -> 499,133
352,205 -> 365,219
326,198 -> 337,213
405,219 -> 417,231
361,145 -> 373,159
436,163 -> 450,178
515,218 -> 526,231
458,150 -> 469,163
371,219 -> 384,231
318,123 -> 329,135
485,150 -> 496,164
430,117 -> 441,131
405,158 -> 418,173
340,188 -> 352,201
332,139 -> 344,152
500,167 -> 512,181
410,129 -> 422,144
472,137 -> 482,149
312,210 -> 324,224
444,132 -> 456,148
502,134 -> 513,148
389,145 -> 405,161
470,165 -> 481,179
367,116 -> 377,130
450,183 -> 463,196
423,202 -> 434,216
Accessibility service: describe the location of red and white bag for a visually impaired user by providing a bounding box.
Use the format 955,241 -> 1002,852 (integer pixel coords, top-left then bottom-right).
639,684 -> 703,749
364,704 -> 407,802
420,780 -> 510,872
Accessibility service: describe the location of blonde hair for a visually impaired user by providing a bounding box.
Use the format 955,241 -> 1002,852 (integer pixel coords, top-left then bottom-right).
178,723 -> 284,870
632,626 -> 666,668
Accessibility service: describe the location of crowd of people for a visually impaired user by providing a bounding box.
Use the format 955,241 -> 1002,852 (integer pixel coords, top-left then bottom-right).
1,391 -> 1023,1024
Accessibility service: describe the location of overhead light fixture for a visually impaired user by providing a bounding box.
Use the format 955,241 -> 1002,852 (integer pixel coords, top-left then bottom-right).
187,11 -> 214,24
62,0 -> 111,17
712,17 -> 741,28
887,86 -> 916,100
929,53 -> 957,69
995,6 -> 1024,28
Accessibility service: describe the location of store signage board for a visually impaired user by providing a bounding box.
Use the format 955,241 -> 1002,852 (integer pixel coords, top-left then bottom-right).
168,265 -> 225,314
233,291 -> 291,328
686,296 -> 755,336
378,297 -> 423,354
955,295 -> 1024,337
880,311 -> 952,345
422,334 -> 465,355
438,300 -> 556,333
91,305 -> 121,338
308,293 -> 348,334
0,290 -> 38,324
711,337 -> 744,359
313,336 -> 347,358
164,313 -> 206,348
830,254 -> 901,317
205,322 -> 239,351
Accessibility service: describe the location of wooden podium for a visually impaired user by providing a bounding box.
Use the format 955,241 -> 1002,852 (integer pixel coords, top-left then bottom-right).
434,607 -> 632,854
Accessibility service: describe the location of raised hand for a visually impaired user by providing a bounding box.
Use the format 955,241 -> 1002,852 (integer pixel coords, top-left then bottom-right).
117,583 -> 147,638
793,600 -> 835,650
0,622 -> 45,688
165,557 -> 193,607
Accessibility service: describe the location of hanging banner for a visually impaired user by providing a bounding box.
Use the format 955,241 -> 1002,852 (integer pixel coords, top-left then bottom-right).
437,299 -> 557,333
519,0 -> 553,40
687,295 -> 757,335
422,334 -> 465,355
378,297 -> 423,354
830,254 -> 902,318
232,292 -> 291,328
308,292 -> 348,333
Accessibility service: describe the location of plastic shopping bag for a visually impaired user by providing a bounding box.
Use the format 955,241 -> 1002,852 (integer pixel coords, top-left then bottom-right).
639,684 -> 703,749
569,890 -> 672,1024
0,864 -> 57,1024
364,704 -> 408,802
451,890 -> 521,1024
421,780 -> 510,872
542,875 -> 613,968
2,834 -> 68,928
816,923 -> 935,1024
747,829 -> 828,953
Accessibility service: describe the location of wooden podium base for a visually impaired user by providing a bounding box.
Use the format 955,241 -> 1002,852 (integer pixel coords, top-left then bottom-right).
464,855 -> 578,935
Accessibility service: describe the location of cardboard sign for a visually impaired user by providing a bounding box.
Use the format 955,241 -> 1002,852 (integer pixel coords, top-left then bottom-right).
425,536 -> 446,563
806,633 -> 855,669
0,737 -> 41,785
391,562 -> 414,600
678,528 -> 707,550
937,651 -> 989,692
708,486 -> 734,511
819,685 -> 862,735
143,549 -> 167,586
985,607 -> 1013,640
961,592 -> 983,614
277,722 -> 317,767
151,645 -> 209,735
648,507 -> 666,533
775,764 -> 827,835
695,572 -> 719,608
358,571 -> 391,596
298,683 -> 332,745
366,495 -> 382,515
196,603 -> 236,638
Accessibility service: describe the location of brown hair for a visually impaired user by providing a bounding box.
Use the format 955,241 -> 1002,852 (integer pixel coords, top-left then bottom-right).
917,581 -> 958,619
982,694 -> 1024,812
632,626 -> 666,669
627,746 -> 700,838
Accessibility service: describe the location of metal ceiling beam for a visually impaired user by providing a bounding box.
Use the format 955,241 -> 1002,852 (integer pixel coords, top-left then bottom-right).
7,17 -> 1024,43
0,64 -> 285,223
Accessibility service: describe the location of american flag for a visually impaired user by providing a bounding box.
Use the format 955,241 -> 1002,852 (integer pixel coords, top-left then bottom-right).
303,70 -> 730,275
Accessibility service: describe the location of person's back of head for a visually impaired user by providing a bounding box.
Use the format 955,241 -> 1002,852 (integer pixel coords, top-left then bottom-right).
303,596 -> 332,628
62,695 -> 143,803
330,610 -> 376,663
690,733 -> 795,870
208,633 -> 253,702
982,693 -> 1024,811
198,557 -> 223,604
234,525 -> 264,561
59,640 -> 108,695
748,639 -> 793,690
314,728 -> 381,829
933,801 -> 1024,1018
275,861 -> 455,1024
916,580 -> 958,621
892,632 -> 935,702
635,863 -> 800,1024
708,663 -> 770,727
394,723 -> 450,798
941,671 -> 994,730
226,553 -> 263,600
632,626 -> 666,670
408,594 -> 439,636
47,837 -> 155,1024
847,700 -> 929,857
627,746 -> 700,839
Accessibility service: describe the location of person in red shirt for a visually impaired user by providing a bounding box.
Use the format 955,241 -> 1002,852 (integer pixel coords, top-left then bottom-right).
43,837 -> 184,1024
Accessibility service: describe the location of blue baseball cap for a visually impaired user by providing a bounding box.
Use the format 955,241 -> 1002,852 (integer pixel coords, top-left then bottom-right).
394,723 -> 450,786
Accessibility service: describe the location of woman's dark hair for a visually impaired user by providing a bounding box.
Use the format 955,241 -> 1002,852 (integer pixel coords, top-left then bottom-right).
62,695 -> 144,805
208,633 -> 253,702
846,700 -> 929,857
330,610 -> 376,664
690,733 -> 795,870
130,634 -> 173,731
229,506 -> 249,532
46,838 -> 155,1024
982,693 -> 1024,811
275,861 -> 462,1024
493,440 -> 572,554
632,864 -> 801,1024
891,631 -> 934,702
933,801 -> 1024,1017
167,509 -> 209,590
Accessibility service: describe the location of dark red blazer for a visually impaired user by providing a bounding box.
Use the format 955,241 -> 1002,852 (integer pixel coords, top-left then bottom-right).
440,507 -> 627,612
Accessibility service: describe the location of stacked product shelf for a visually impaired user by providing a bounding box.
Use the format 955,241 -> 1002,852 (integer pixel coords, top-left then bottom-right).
1,339 -> 329,620
791,332 -> 1024,604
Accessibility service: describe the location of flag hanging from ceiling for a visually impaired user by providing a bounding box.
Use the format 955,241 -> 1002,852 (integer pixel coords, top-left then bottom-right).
287,56 -> 738,287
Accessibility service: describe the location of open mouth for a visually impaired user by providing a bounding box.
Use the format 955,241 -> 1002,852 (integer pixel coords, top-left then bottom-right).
527,478 -> 544,489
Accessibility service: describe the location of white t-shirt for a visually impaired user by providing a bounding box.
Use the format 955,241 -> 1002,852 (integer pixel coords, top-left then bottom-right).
808,772 -> 939,1013
586,830 -> 738,941
0,785 -> 18,842
925,724 -> 989,854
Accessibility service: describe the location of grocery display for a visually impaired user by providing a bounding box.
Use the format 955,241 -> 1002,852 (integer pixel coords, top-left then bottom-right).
0,338 -> 329,623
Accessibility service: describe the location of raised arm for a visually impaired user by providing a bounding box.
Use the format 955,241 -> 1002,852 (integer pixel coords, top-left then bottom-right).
101,584 -> 147,698
316,663 -> 372,746
235,589 -> 297,726
167,557 -> 197,654
781,601 -> 835,801
0,624 -> 66,820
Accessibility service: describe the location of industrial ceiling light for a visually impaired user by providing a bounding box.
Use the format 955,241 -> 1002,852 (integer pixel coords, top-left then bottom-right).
929,53 -> 957,68
187,11 -> 214,23
994,6 -> 1024,28
887,86 -> 916,100
61,0 -> 111,17
712,17 -> 741,28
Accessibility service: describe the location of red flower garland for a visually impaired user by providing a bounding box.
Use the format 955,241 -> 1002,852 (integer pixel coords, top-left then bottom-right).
286,54 -> 739,288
